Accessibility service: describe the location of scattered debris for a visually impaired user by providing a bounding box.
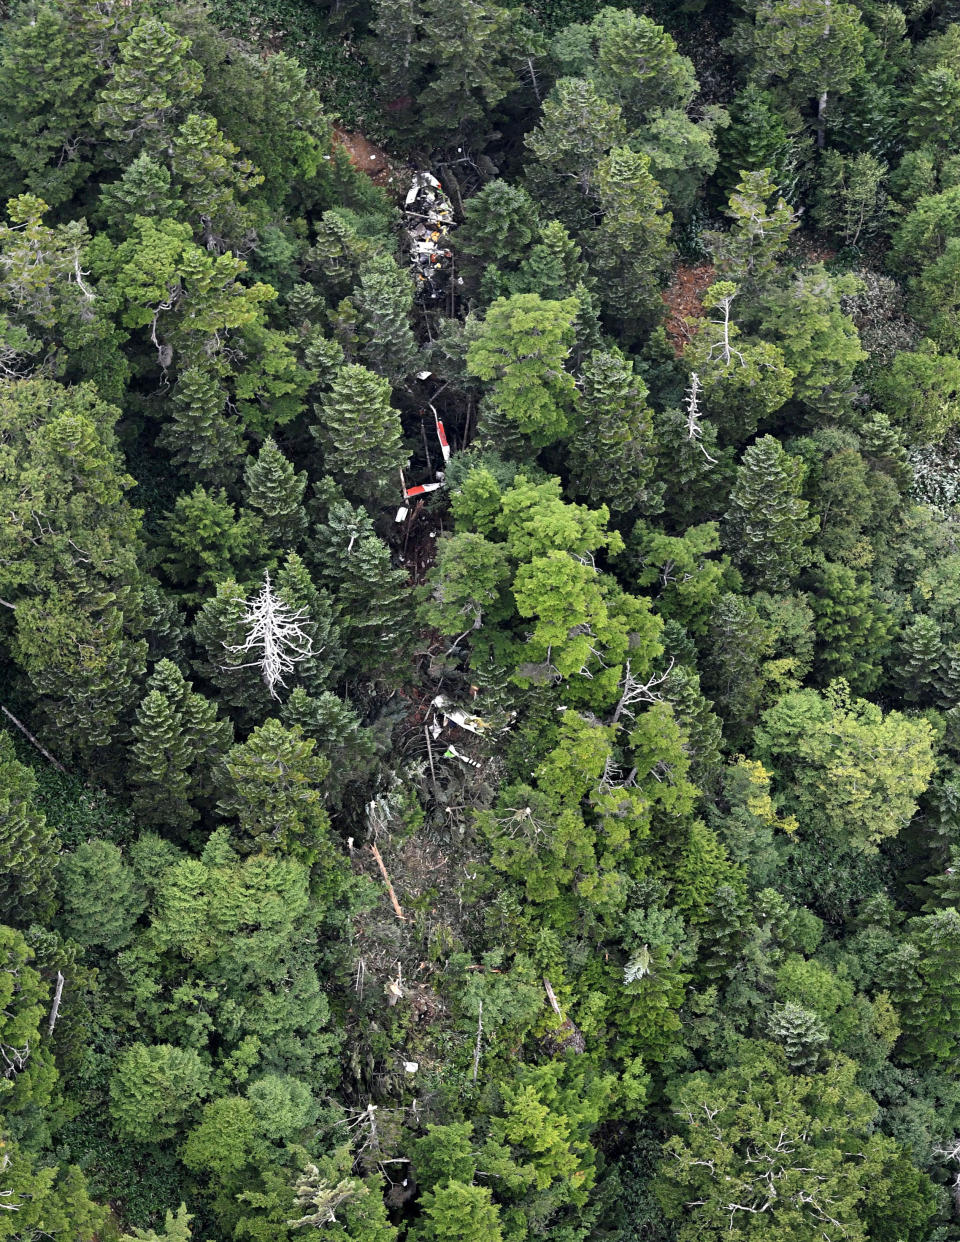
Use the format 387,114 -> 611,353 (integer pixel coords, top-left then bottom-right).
404,172 -> 456,299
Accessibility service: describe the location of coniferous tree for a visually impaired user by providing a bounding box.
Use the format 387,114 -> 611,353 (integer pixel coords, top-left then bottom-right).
591,147 -> 673,328
566,347 -> 658,513
129,659 -> 232,830
722,436 -> 819,591
351,254 -> 419,385
243,438 -> 308,551
767,1001 -> 828,1071
94,17 -> 202,154
0,733 -> 57,922
313,364 -> 407,500
216,718 -> 332,861
274,552 -> 343,692
164,364 -> 246,487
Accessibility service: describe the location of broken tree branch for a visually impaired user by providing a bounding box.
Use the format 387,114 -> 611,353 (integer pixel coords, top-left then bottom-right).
0,706 -> 67,773
47,971 -> 65,1035
369,845 -> 404,921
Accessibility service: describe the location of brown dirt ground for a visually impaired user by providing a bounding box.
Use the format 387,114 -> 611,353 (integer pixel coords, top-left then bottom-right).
662,262 -> 715,357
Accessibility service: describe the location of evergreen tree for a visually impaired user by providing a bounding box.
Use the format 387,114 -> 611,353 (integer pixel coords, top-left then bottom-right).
566,347 -> 658,513
749,0 -> 866,146
313,364 -> 407,500
274,552 -> 343,692
525,77 -> 627,230
722,436 -> 819,591
809,563 -> 891,693
591,147 -> 673,328
412,0 -> 525,147
0,732 -> 57,922
457,180 -> 540,280
130,659 -> 232,830
0,1133 -> 107,1240
58,840 -> 146,951
192,577 -> 273,717
894,614 -> 943,704
884,908 -> 960,1064
766,1001 -> 828,1071
216,718 -> 332,862
409,1181 -> 504,1242
109,1042 -> 211,1142
0,0 -> 131,205
98,153 -> 185,235
351,254 -> 419,385
163,363 -> 246,487
717,84 -> 795,195
706,168 -> 798,293
94,17 -> 202,154
243,438 -> 308,551
466,293 -> 580,446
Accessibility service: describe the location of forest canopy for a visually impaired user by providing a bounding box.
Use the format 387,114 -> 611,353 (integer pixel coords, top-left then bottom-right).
2,0 -> 960,1239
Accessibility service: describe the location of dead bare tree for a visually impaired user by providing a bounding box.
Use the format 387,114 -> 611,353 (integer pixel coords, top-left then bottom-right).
610,658 -> 675,725
223,571 -> 314,698
684,373 -> 717,465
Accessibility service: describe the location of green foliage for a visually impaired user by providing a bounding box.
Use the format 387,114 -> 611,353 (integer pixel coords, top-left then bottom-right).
722,436 -> 819,591
313,363 -> 407,500
755,682 -> 935,850
0,733 -> 57,921
466,293 -> 580,446
655,1045 -> 923,1242
109,1042 -> 211,1141
216,718 -> 335,863
59,840 -> 146,951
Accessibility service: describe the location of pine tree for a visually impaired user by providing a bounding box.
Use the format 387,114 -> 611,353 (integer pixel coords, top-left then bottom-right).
409,1181 -> 504,1242
364,0 -> 421,124
313,518 -> 411,680
566,347 -> 657,513
0,0 -> 132,205
906,66 -> 960,151
170,113 -> 262,242
58,840 -> 146,951
895,615 -> 943,704
0,732 -> 57,922
109,1042 -> 211,1142
216,718 -> 332,861
717,84 -> 794,196
590,147 -> 673,327
280,688 -> 376,809
350,254 -> 419,385
457,180 -> 541,276
884,908 -> 960,1064
514,221 -> 590,302
586,8 -> 697,124
95,17 -> 202,153
98,153 -> 185,235
706,168 -> 798,293
312,364 -> 407,500
164,363 -> 246,486
525,77 -> 627,231
243,438 -> 308,551
749,0 -> 866,147
767,1001 -> 828,1071
412,0 -> 524,147
192,578 -> 274,718
465,293 -> 580,446
809,562 -> 891,693
722,436 -> 819,591
130,659 -> 233,830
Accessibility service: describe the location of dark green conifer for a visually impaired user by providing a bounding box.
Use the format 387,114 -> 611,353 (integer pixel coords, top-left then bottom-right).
243,438 -> 308,551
